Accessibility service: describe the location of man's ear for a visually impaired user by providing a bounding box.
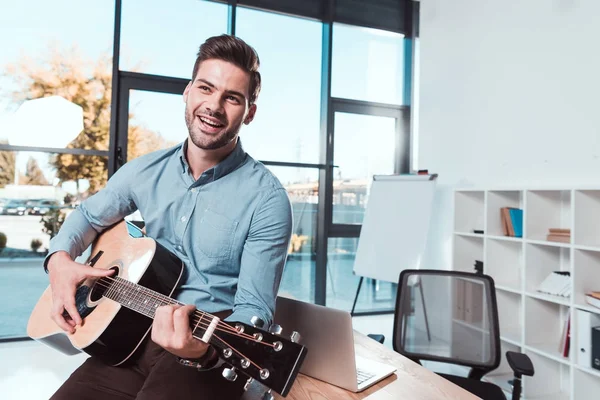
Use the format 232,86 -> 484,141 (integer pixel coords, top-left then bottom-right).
183,81 -> 192,103
244,103 -> 257,125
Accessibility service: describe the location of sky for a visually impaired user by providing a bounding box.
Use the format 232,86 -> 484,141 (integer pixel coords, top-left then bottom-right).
0,0 -> 407,190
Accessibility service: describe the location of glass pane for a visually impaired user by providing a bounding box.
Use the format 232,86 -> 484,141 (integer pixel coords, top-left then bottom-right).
332,23 -> 406,104
235,7 -> 322,164
127,90 -> 188,161
0,1 -> 114,150
120,0 -> 228,79
0,150 -> 108,339
326,237 -> 397,312
395,272 -> 495,366
332,112 -> 396,224
269,166 -> 319,304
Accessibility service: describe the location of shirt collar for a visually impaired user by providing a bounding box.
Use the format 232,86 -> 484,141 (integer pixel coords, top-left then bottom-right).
178,138 -> 247,182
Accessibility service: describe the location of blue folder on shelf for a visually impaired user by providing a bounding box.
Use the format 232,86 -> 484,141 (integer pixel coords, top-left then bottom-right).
509,208 -> 523,238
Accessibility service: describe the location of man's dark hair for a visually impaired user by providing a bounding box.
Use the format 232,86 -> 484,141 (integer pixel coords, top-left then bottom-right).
192,34 -> 261,105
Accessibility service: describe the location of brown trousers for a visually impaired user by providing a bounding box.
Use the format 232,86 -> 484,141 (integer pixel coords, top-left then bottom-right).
51,338 -> 245,400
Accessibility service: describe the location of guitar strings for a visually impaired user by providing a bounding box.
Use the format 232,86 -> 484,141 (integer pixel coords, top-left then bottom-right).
90,278 -> 242,337
210,333 -> 264,371
89,277 -> 276,347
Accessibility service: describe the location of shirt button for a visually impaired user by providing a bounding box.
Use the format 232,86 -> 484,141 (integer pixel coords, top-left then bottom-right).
177,245 -> 182,251
180,216 -> 187,222
191,188 -> 197,193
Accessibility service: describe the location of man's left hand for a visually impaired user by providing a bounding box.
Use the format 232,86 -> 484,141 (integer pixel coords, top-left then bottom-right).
152,304 -> 210,359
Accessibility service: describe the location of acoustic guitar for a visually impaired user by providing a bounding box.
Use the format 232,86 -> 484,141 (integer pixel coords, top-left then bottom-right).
27,220 -> 307,398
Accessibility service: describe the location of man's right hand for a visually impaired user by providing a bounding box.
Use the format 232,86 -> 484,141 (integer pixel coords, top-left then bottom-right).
47,251 -> 114,334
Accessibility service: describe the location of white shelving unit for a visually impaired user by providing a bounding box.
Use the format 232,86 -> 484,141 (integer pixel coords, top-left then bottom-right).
453,188 -> 600,399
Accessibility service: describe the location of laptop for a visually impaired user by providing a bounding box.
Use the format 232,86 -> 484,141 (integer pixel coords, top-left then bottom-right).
273,296 -> 397,392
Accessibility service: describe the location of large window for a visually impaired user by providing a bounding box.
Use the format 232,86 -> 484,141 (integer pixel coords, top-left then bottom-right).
326,238 -> 397,312
0,1 -> 114,339
269,167 -> 319,303
120,0 -> 228,79
234,7 -> 322,164
127,90 -> 188,160
0,0 -> 414,340
332,112 -> 398,224
332,23 -> 407,105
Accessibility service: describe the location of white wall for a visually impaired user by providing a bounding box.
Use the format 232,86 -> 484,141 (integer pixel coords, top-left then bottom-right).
417,0 -> 600,270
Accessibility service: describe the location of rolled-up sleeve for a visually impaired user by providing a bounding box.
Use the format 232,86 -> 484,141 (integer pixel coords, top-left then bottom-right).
44,161 -> 138,270
225,188 -> 293,326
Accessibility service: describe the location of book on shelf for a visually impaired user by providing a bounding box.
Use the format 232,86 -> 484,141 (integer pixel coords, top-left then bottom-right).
500,207 -> 523,238
537,271 -> 571,297
547,227 -> 571,243
586,292 -> 600,310
558,314 -> 571,358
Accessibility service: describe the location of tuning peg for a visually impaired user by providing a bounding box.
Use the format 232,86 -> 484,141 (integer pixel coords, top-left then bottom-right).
268,323 -> 283,335
244,377 -> 254,391
262,389 -> 274,400
250,316 -> 264,328
222,367 -> 238,382
290,330 -> 302,343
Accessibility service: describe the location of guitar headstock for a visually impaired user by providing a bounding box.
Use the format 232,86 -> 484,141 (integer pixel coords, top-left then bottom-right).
206,317 -> 307,397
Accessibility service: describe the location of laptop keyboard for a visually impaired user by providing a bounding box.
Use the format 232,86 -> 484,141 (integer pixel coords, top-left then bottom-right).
356,367 -> 377,385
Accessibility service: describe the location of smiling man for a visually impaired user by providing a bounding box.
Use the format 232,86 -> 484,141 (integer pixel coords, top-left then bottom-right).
46,35 -> 293,400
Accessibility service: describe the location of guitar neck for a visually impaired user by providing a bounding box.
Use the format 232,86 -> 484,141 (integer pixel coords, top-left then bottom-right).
98,276 -> 217,340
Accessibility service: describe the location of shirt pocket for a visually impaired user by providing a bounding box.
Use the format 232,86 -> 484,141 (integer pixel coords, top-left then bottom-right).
195,209 -> 238,260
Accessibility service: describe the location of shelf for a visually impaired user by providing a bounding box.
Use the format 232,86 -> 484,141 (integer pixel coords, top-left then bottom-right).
525,298 -> 569,358
501,336 -> 522,347
454,191 -> 485,234
486,190 -> 523,237
496,285 -> 521,295
574,244 -> 600,252
525,291 -> 570,306
453,232 -> 484,238
525,243 -> 570,294
453,235 -> 483,273
575,365 -> 600,379
574,303 -> 600,315
525,190 -> 571,242
574,249 -> 600,306
452,188 -> 600,399
524,343 -> 570,366
496,290 -> 522,343
486,234 -> 523,242
487,238 -> 523,289
524,351 -> 571,399
574,190 -> 600,247
574,366 -> 600,400
526,239 -> 571,248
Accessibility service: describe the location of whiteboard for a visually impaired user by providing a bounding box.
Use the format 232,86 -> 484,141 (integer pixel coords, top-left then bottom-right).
353,174 -> 437,283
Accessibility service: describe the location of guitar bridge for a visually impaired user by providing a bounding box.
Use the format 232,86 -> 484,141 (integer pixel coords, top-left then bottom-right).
200,316 -> 220,343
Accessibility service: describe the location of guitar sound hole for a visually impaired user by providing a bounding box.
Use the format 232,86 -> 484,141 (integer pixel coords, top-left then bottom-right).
90,266 -> 120,302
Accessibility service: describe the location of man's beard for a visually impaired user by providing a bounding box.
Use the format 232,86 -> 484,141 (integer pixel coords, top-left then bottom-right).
185,108 -> 242,150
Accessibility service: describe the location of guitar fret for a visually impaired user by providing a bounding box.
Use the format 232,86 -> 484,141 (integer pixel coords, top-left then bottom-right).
101,277 -> 185,321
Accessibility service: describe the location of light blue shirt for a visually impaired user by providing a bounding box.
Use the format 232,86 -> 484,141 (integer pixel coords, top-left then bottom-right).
48,139 -> 293,326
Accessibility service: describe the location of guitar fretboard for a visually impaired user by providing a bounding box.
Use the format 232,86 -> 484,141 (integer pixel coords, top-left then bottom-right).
101,276 -> 179,319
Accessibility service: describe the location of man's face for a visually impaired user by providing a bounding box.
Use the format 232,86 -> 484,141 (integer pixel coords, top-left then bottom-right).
183,59 -> 256,150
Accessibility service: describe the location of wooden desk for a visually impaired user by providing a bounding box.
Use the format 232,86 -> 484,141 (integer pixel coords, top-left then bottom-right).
245,331 -> 480,400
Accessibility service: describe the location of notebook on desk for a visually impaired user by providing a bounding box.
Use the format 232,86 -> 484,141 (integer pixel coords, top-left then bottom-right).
273,296 -> 397,392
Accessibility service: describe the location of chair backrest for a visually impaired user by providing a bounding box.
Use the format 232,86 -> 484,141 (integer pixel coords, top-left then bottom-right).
392,269 -> 501,379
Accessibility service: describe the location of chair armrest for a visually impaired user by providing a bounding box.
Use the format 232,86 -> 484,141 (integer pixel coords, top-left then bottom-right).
367,334 -> 385,344
506,351 -> 534,377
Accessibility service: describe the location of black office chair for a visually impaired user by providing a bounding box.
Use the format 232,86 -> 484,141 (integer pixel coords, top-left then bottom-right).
392,269 -> 534,400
